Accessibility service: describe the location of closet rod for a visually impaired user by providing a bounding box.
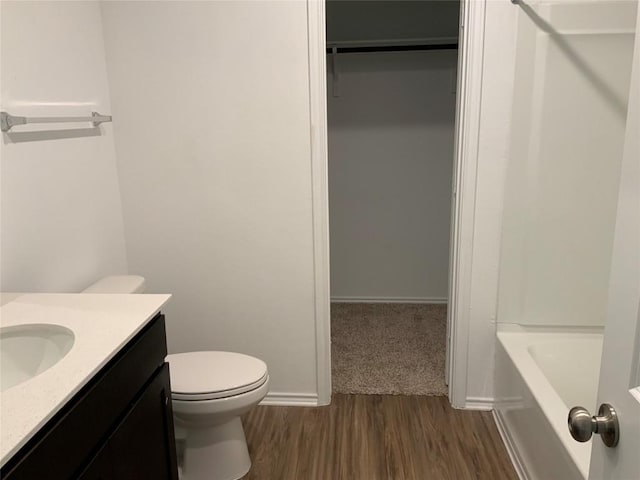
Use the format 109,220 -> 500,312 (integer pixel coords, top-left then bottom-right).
325,43 -> 458,54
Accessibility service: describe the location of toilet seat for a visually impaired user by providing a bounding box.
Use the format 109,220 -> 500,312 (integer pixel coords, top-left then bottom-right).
167,351 -> 268,401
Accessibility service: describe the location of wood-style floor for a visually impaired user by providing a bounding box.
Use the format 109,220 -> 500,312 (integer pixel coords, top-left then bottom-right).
243,394 -> 517,480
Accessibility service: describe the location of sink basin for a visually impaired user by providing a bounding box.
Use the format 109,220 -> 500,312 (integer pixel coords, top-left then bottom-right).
1,324 -> 75,392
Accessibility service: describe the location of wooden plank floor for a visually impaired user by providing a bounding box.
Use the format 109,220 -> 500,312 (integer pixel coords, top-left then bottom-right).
243,394 -> 517,480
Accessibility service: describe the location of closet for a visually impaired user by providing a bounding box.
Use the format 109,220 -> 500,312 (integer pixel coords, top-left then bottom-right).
327,1 -> 459,302
327,1 -> 461,396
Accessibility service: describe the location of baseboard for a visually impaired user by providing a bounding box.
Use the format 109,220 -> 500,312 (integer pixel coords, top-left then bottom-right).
260,392 -> 319,407
462,396 -> 495,410
493,410 -> 529,480
331,296 -> 448,304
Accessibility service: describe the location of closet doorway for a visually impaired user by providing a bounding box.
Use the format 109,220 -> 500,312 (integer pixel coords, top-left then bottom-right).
325,1 -> 460,397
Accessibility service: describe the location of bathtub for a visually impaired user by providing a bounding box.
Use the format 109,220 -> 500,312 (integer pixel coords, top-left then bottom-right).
494,326 -> 604,480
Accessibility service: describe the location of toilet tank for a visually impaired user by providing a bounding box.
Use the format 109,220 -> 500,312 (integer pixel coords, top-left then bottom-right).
82,275 -> 146,294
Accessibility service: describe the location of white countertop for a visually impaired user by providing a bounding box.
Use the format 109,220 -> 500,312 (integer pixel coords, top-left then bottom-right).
0,293 -> 171,467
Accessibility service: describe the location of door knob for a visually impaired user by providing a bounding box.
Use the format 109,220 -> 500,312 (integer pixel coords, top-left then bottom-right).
568,403 -> 619,448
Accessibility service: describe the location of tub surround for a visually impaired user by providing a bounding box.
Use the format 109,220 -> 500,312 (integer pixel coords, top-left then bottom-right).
0,293 -> 171,467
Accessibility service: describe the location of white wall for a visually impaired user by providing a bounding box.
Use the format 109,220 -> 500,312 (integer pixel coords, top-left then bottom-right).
0,1 -> 127,293
100,1 -> 319,400
327,51 -> 456,301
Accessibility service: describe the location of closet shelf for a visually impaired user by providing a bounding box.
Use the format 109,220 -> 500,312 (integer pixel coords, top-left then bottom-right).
326,37 -> 458,53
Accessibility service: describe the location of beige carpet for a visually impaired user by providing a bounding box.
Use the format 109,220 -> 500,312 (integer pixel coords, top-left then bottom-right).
331,303 -> 448,396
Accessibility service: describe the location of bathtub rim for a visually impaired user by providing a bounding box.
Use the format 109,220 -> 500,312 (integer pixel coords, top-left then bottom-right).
496,324 -> 604,479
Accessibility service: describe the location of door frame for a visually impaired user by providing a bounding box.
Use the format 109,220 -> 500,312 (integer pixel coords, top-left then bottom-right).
307,0 -> 332,406
306,0 -> 489,407
445,0 -> 489,408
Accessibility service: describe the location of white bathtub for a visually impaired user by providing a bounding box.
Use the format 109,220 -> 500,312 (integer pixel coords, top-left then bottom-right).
495,326 -> 604,480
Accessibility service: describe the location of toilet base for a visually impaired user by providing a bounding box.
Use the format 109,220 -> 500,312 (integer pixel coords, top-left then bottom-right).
181,416 -> 251,480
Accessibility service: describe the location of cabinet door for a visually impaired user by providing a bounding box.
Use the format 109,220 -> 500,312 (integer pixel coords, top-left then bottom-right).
78,364 -> 178,480
76,442 -> 113,480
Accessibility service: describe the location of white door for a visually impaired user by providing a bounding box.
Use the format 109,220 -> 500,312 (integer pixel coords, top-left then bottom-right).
587,4 -> 640,478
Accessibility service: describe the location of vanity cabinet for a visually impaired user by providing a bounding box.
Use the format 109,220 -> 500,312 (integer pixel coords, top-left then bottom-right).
77,364 -> 175,480
0,314 -> 178,480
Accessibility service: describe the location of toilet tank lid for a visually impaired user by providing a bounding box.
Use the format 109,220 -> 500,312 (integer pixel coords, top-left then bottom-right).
82,275 -> 146,294
167,351 -> 268,396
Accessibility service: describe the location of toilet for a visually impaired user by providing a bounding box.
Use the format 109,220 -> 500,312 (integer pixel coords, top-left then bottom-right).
82,276 -> 269,480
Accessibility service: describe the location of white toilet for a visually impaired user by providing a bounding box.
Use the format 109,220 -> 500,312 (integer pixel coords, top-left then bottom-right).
82,276 -> 269,480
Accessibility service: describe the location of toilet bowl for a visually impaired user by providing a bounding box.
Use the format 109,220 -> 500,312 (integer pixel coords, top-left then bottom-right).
169,351 -> 269,480
82,276 -> 269,480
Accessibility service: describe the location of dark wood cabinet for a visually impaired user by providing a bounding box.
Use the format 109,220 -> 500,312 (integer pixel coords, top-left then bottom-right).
78,364 -> 176,480
1,315 -> 178,480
